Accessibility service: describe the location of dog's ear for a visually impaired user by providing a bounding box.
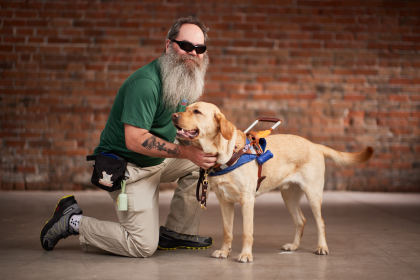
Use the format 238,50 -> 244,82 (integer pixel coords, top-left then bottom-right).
215,112 -> 235,140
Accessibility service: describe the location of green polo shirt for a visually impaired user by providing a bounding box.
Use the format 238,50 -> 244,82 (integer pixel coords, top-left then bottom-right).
94,59 -> 187,167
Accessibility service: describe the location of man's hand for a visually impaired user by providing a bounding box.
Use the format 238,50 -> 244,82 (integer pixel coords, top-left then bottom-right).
179,145 -> 217,170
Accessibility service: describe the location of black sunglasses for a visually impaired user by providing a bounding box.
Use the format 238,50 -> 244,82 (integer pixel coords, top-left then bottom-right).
171,39 -> 207,54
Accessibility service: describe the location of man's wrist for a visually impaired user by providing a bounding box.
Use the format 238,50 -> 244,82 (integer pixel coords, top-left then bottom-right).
177,144 -> 187,159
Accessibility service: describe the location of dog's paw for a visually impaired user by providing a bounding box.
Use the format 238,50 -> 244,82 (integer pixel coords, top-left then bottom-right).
314,246 -> 329,255
237,252 -> 253,263
211,249 -> 230,259
281,243 -> 298,251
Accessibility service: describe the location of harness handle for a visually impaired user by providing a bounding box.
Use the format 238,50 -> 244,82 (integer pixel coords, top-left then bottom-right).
244,117 -> 282,133
258,117 -> 281,123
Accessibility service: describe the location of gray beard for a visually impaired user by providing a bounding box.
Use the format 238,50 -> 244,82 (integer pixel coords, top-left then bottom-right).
158,47 -> 209,110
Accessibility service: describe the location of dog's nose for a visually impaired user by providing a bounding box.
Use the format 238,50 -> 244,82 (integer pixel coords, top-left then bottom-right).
172,113 -> 179,123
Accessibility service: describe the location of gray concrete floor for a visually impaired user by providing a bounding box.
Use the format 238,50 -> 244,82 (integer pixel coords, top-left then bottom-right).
1,190 -> 420,280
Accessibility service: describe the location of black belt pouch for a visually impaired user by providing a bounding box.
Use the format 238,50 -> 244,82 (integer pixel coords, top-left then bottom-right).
86,153 -> 127,192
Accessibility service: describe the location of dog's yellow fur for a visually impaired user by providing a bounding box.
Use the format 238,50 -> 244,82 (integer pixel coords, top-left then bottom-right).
173,102 -> 373,263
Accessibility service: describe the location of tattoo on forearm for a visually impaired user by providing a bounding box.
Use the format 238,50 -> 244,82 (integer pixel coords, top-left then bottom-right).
142,136 -> 179,155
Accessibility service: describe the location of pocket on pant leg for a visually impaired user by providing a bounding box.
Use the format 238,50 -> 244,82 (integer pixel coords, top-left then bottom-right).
126,170 -> 161,212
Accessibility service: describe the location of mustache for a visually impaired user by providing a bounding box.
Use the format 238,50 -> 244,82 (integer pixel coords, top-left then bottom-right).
176,53 -> 202,68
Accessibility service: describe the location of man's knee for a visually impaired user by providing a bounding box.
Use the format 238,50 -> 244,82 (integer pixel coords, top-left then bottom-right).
129,232 -> 159,258
132,245 -> 157,258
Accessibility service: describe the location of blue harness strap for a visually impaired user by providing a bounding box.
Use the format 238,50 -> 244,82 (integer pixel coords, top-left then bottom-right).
209,153 -> 257,176
209,138 -> 273,177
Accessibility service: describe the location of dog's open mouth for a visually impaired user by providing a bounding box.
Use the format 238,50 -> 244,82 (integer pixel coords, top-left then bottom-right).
175,125 -> 199,139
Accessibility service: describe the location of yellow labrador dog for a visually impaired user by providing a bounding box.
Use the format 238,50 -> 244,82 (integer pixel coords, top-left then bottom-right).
172,101 -> 373,263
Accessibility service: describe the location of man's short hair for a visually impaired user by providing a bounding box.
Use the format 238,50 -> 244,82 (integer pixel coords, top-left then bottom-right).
167,16 -> 209,43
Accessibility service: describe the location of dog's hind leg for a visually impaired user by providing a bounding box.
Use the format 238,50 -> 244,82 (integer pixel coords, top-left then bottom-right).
211,199 -> 234,259
305,190 -> 329,255
281,184 -> 306,252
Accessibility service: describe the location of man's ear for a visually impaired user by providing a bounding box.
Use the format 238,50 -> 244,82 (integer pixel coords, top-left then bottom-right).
165,39 -> 171,53
215,113 -> 235,140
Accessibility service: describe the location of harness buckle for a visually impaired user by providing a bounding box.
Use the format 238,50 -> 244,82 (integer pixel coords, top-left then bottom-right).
203,172 -> 209,185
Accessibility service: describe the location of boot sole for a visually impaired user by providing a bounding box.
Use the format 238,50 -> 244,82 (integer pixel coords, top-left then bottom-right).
158,241 -> 212,251
157,245 -> 212,250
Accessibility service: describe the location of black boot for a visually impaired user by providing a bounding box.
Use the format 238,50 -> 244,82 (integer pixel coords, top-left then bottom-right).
158,226 -> 212,250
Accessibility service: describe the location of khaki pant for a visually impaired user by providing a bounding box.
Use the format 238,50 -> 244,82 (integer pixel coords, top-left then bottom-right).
79,158 -> 201,257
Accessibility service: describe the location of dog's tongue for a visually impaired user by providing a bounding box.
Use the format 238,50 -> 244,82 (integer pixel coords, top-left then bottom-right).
176,128 -> 198,139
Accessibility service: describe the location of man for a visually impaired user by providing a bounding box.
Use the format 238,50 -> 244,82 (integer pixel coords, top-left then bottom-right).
40,16 -> 216,257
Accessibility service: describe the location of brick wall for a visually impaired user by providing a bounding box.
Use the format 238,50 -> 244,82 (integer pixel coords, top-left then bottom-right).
1,0 -> 419,191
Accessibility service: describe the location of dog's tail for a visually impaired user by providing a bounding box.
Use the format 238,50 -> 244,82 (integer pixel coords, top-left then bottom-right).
317,144 -> 374,166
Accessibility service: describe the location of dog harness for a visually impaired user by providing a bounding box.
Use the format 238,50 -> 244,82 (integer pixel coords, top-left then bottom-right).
209,138 -> 272,176
196,118 -> 281,208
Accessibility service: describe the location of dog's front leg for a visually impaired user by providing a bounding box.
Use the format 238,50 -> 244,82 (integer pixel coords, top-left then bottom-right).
237,198 -> 255,263
212,199 -> 234,259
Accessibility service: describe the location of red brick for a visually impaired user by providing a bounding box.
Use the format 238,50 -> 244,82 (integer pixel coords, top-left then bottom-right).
389,95 -> 410,102
390,145 -> 411,153
5,141 -> 25,148
389,78 -> 411,85
344,94 -> 366,101
17,166 -> 36,173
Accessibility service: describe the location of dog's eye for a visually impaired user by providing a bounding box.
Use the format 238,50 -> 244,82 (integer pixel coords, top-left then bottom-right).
193,109 -> 202,114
